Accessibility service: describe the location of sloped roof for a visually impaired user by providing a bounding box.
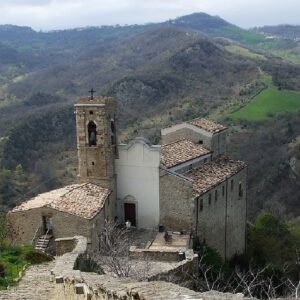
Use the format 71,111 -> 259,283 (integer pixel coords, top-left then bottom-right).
11,183 -> 110,219
185,156 -> 246,195
160,139 -> 211,168
187,118 -> 226,133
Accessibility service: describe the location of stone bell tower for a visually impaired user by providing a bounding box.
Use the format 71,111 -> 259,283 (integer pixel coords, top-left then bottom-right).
75,94 -> 118,190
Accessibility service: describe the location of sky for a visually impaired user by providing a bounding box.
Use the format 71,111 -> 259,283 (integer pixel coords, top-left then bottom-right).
0,0 -> 299,31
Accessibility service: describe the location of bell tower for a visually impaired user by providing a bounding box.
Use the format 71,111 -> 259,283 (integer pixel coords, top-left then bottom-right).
75,95 -> 117,189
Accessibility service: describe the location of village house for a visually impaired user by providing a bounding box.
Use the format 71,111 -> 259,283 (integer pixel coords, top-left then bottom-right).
7,95 -> 247,259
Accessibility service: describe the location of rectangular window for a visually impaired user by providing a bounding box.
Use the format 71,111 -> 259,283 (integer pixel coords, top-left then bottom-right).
215,190 -> 218,202
231,179 -> 234,191
208,194 -> 212,206
239,182 -> 243,198
200,199 -> 203,212
222,185 -> 225,196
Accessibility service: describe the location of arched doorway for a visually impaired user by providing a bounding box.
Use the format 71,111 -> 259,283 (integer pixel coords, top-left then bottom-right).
123,195 -> 136,227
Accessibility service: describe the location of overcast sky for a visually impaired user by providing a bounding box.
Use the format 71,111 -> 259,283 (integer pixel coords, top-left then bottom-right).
0,0 -> 299,31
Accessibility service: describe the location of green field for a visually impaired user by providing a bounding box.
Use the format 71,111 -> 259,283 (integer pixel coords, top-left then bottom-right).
229,76 -> 300,121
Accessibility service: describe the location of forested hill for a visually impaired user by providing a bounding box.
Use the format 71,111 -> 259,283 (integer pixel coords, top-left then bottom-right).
1,13 -> 300,220
254,25 -> 300,39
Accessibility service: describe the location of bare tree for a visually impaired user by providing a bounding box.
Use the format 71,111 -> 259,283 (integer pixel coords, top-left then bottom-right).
98,220 -> 133,277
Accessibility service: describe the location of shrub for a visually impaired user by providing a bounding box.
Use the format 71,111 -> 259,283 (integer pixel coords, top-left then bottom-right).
23,250 -> 53,264
74,253 -> 103,274
248,213 -> 296,267
0,262 -> 6,278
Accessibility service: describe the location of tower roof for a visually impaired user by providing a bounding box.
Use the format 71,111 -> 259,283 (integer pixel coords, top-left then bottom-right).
76,95 -> 116,106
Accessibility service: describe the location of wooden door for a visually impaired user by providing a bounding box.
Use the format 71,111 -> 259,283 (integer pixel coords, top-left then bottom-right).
124,203 -> 136,227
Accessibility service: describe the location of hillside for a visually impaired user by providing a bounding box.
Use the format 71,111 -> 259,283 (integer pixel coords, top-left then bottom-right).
254,25 -> 300,39
1,13 -> 300,220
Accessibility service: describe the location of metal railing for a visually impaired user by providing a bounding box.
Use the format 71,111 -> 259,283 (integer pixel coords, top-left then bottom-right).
40,228 -> 51,250
31,224 -> 43,245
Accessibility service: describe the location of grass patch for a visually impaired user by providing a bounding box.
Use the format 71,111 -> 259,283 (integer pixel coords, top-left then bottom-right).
0,244 -> 51,290
229,75 -> 300,121
225,44 -> 266,60
218,25 -> 265,45
271,47 -> 300,64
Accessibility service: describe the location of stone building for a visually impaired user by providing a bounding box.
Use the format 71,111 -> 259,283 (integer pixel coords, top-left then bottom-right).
8,95 -> 247,259
8,183 -> 113,251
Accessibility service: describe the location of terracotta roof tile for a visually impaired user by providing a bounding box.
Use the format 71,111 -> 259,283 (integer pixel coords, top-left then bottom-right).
188,118 -> 226,133
12,183 -> 110,219
160,139 -> 211,168
185,156 -> 246,195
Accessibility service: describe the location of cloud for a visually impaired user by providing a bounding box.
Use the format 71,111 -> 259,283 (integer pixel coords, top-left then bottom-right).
0,0 -> 299,30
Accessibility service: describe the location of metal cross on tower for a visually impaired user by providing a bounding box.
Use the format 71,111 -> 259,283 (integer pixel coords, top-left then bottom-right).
89,88 -> 96,100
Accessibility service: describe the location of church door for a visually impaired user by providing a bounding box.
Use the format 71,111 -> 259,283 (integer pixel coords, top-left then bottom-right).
124,203 -> 136,227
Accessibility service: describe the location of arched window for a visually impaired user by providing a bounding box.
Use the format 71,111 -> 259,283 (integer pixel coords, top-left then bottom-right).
88,121 -> 97,146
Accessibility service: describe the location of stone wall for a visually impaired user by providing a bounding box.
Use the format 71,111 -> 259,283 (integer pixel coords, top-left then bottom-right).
195,168 -> 247,259
55,237 -> 77,256
129,245 -> 183,261
160,123 -> 227,158
226,168 -> 247,258
161,124 -> 213,150
159,170 -> 194,231
211,131 -> 226,158
196,183 -> 227,258
7,206 -> 106,252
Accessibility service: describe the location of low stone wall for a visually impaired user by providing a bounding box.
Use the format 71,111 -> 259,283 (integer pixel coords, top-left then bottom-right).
129,245 -> 181,261
148,251 -> 198,282
50,236 -> 252,300
55,237 -> 78,256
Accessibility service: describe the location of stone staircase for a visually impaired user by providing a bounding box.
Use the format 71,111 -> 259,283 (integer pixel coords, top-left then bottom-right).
35,234 -> 52,252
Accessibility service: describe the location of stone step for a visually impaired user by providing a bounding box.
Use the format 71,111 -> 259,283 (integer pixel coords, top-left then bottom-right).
36,240 -> 49,243
37,238 -> 50,242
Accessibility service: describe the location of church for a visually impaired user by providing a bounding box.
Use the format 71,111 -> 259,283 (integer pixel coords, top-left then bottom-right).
8,95 -> 247,259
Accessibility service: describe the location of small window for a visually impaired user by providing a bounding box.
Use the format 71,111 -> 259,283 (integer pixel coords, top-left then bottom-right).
89,111 -> 93,115
222,185 -> 225,197
239,182 -> 243,197
215,190 -> 218,202
208,193 -> 212,205
231,179 -> 234,191
199,199 -> 203,212
199,140 -> 203,144
92,161 -> 95,165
